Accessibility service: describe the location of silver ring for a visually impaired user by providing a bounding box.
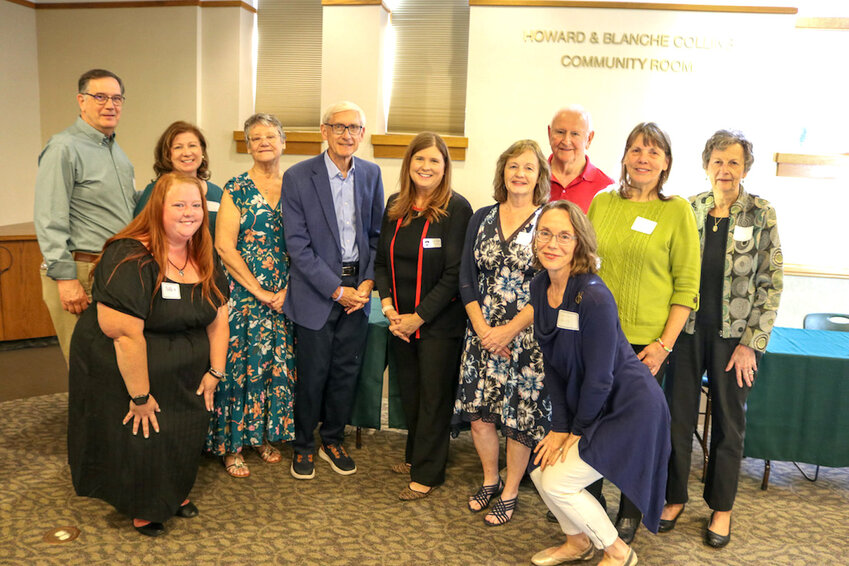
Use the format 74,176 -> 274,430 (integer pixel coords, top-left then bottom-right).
749,369 -> 755,374
557,447 -> 564,452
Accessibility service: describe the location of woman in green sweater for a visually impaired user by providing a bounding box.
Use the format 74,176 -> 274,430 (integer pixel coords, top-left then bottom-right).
587,122 -> 700,545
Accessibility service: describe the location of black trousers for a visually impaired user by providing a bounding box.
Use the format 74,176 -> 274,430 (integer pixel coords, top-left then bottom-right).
665,325 -> 754,511
392,335 -> 463,487
614,343 -> 668,521
292,292 -> 368,454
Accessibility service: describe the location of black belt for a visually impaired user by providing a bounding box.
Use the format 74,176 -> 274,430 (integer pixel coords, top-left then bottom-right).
341,262 -> 359,277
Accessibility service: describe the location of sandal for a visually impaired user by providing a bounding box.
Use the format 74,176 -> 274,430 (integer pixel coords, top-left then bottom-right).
468,478 -> 504,512
391,462 -> 412,474
485,496 -> 517,526
255,443 -> 282,464
223,454 -> 250,478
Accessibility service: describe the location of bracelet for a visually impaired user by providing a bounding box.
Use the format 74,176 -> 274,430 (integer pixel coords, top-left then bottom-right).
655,337 -> 673,353
333,287 -> 344,302
208,367 -> 225,380
381,304 -> 395,315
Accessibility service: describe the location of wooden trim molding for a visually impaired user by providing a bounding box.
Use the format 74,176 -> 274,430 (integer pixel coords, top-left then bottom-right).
468,1 -> 797,14
322,0 -> 390,12
234,131 -> 323,156
796,17 -> 849,30
371,134 -> 469,161
19,0 -> 256,12
784,264 -> 849,280
774,153 -> 849,179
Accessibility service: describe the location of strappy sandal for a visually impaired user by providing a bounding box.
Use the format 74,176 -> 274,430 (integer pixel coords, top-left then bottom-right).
254,443 -> 282,464
485,496 -> 517,526
468,478 -> 504,512
223,454 -> 250,478
391,462 -> 412,474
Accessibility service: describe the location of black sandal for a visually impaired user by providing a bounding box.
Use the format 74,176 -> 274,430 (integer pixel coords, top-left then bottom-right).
485,496 -> 517,526
468,478 -> 504,512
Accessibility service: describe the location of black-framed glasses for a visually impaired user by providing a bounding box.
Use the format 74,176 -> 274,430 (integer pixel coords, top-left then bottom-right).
324,123 -> 363,136
535,229 -> 576,245
81,92 -> 125,106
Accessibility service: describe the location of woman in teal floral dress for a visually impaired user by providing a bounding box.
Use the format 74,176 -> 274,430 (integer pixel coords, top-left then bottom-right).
206,114 -> 296,477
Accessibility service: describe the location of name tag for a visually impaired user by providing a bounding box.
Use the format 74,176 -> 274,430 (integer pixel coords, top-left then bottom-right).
207,201 -> 220,212
423,238 -> 442,249
515,231 -> 533,246
733,225 -> 753,241
557,310 -> 580,331
161,282 -> 181,300
631,216 -> 657,235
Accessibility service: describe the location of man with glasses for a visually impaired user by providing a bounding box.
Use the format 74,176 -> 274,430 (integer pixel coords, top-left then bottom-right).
281,101 -> 384,480
34,68 -> 136,364
547,105 -> 613,212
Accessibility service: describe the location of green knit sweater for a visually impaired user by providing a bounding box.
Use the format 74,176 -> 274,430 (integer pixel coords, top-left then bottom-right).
588,190 -> 701,344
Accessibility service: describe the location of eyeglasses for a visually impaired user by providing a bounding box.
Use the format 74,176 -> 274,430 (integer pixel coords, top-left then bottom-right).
81,92 -> 125,106
324,123 -> 363,136
249,134 -> 280,144
535,229 -> 576,245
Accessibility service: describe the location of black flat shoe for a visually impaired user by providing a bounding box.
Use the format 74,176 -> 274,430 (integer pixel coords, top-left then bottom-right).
176,501 -> 199,518
615,516 -> 639,545
705,512 -> 731,548
658,504 -> 685,533
546,509 -> 558,523
134,521 -> 165,537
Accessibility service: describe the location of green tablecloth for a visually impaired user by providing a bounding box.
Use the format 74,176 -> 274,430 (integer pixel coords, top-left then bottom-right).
744,327 -> 849,467
349,297 -> 407,429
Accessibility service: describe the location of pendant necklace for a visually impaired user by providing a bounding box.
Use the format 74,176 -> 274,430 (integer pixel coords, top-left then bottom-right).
712,215 -> 721,232
168,255 -> 189,277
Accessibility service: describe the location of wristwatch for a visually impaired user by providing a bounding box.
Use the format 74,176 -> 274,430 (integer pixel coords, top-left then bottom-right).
131,393 -> 150,406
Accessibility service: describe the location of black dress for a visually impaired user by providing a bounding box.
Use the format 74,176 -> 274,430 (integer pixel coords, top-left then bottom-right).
68,238 -> 228,522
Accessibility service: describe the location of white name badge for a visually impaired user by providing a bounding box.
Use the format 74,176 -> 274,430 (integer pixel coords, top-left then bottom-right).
161,282 -> 181,300
515,231 -> 533,246
733,225 -> 753,241
631,216 -> 657,235
423,238 -> 442,249
207,201 -> 220,212
557,310 -> 580,331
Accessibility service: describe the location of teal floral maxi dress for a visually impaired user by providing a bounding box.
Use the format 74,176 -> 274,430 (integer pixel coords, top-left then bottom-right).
206,172 -> 296,454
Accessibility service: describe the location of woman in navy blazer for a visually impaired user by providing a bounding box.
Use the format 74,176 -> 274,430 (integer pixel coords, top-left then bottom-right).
529,200 -> 670,566
375,132 -> 472,499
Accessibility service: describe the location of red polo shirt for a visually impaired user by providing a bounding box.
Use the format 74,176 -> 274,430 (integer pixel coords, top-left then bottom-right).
549,155 -> 614,213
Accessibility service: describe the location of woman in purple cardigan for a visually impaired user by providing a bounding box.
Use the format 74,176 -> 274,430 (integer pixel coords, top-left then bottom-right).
529,200 -> 670,566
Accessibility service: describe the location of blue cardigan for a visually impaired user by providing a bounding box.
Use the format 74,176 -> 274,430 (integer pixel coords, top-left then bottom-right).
531,271 -> 671,532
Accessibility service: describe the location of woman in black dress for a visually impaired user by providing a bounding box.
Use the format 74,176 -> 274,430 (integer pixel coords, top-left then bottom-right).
374,132 -> 472,500
69,172 -> 229,536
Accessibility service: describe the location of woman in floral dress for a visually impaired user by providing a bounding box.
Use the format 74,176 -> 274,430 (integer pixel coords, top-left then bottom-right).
205,114 -> 296,477
454,140 -> 551,525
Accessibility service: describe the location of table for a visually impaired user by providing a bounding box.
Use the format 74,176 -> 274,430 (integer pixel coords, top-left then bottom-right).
349,297 -> 407,444
744,327 -> 849,488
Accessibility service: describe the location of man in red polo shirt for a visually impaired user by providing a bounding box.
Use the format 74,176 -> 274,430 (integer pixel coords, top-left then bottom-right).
547,105 -> 613,212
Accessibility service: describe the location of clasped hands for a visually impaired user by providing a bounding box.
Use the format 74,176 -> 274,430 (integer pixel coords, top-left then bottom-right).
256,288 -> 286,313
533,431 -> 581,470
474,322 -> 515,358
384,308 -> 424,343
334,280 -> 373,314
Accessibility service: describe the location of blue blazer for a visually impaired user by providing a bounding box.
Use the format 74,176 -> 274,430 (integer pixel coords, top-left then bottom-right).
281,152 -> 384,330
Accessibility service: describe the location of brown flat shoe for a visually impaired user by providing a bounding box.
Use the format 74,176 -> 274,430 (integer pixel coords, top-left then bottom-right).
255,443 -> 282,464
391,462 -> 412,474
399,484 -> 438,501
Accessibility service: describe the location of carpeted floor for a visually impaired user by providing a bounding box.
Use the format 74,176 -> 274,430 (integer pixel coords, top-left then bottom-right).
0,392 -> 847,565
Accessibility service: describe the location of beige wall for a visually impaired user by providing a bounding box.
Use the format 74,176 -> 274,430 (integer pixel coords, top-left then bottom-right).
0,2 -> 41,226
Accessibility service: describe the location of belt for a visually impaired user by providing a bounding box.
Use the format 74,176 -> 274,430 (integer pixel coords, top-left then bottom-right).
73,251 -> 101,263
341,262 -> 359,277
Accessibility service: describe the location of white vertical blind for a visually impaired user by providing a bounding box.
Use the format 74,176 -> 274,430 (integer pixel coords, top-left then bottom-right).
387,0 -> 469,136
255,0 -> 323,129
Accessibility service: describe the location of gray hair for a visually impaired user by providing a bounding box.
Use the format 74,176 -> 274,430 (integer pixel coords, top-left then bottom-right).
701,129 -> 754,174
550,104 -> 593,134
321,101 -> 366,128
243,113 -> 286,142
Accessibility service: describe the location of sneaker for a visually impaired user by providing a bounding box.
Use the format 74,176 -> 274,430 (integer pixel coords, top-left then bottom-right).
319,443 -> 357,475
290,453 -> 315,480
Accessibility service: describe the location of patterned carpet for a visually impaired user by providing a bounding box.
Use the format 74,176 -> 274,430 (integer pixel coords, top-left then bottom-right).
0,393 -> 846,565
